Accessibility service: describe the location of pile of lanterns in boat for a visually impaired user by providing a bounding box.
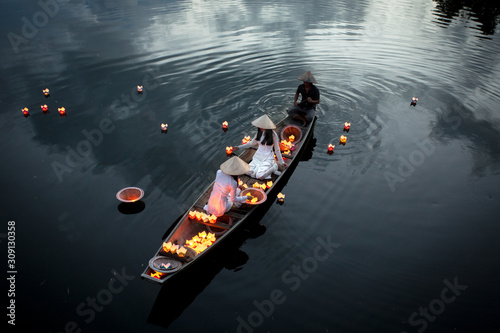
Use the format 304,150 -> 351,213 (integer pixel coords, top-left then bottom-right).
188,210 -> 218,224
184,231 -> 217,254
252,180 -> 273,191
245,192 -> 258,203
162,241 -> 188,257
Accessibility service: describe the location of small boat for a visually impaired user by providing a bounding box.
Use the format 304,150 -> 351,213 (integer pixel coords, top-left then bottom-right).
141,115 -> 316,283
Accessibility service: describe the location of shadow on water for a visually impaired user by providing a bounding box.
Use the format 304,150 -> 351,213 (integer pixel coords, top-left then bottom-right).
117,200 -> 146,214
147,124 -> 317,330
433,0 -> 500,35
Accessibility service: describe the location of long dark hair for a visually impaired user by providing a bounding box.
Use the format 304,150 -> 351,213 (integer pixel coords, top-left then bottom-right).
255,128 -> 274,146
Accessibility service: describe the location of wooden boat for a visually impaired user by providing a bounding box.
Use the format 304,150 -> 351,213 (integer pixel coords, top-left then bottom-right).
141,115 -> 316,283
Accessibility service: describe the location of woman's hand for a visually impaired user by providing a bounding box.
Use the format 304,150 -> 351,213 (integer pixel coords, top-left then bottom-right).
279,163 -> 288,171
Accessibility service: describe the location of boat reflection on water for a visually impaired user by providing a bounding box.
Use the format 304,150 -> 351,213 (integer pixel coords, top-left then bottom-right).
147,124 -> 316,329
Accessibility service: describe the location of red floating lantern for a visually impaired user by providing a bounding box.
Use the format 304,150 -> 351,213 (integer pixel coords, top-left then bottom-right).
58,107 -> 66,116
222,121 -> 228,131
41,104 -> 49,113
242,136 -> 251,145
344,122 -> 351,131
226,146 -> 234,155
21,107 -> 30,117
137,85 -> 143,93
328,144 -> 335,153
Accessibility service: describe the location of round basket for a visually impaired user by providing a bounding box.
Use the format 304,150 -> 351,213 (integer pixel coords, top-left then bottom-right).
116,187 -> 144,203
280,125 -> 302,144
240,188 -> 267,205
148,256 -> 182,273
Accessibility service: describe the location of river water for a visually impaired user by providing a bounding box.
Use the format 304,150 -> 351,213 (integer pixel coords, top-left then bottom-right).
1,0 -> 499,332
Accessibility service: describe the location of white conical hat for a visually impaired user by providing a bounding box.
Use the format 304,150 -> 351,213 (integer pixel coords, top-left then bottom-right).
251,114 -> 276,130
220,156 -> 250,175
297,71 -> 317,83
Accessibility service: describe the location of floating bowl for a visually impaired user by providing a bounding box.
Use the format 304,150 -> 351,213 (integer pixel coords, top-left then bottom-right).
280,125 -> 302,144
241,188 -> 267,205
116,187 -> 144,203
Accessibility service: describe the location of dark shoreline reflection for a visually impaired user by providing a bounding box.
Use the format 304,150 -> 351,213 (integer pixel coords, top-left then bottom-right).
117,200 -> 146,214
433,0 -> 500,35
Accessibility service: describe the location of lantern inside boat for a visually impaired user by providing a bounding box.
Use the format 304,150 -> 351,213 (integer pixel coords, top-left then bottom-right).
21,107 -> 30,117
41,104 -> 48,113
150,271 -> 163,279
266,181 -> 273,189
242,136 -> 251,144
410,97 -> 418,106
161,123 -> 168,131
222,121 -> 228,130
58,107 -> 66,116
226,146 -> 233,155
189,210 -> 196,219
43,88 -> 50,96
162,241 -> 172,252
177,247 -> 187,257
137,85 -> 143,93
209,214 -> 217,223
344,122 -> 351,131
289,134 -> 295,143
280,125 -> 302,145
340,135 -> 347,144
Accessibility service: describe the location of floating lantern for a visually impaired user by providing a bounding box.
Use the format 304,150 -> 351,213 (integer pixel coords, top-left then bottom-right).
266,181 -> 273,189
21,107 -> 30,117
410,97 -> 418,106
209,214 -> 217,224
344,122 -> 351,131
242,136 -> 251,145
137,85 -> 143,94
43,88 -> 50,97
58,107 -> 66,116
277,192 -> 285,204
188,210 -> 196,219
226,146 -> 233,155
340,135 -> 347,144
161,123 -> 168,132
41,104 -> 49,113
328,144 -> 335,152
222,121 -> 228,131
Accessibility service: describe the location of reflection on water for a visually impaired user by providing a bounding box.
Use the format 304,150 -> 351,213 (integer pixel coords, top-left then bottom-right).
1,0 -> 500,332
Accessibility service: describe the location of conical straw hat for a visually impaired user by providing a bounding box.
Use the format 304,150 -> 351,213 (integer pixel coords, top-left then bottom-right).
220,156 -> 250,175
251,114 -> 276,130
297,71 -> 317,83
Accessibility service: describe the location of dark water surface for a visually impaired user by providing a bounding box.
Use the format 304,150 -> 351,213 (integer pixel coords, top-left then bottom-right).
1,0 -> 500,332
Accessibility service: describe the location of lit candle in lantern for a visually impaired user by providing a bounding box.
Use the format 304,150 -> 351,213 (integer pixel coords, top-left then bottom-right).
161,123 -> 168,131
188,210 -> 196,219
162,242 -> 172,252
195,211 -> 202,220
222,121 -> 228,131
43,88 -> 50,97
209,214 -> 217,224
21,107 -> 30,117
226,146 -> 233,155
58,107 -> 66,116
410,97 -> 418,106
41,104 -> 49,113
277,192 -> 285,204
137,85 -> 143,94
150,271 -> 162,279
266,181 -> 273,189
340,135 -> 347,144
242,136 -> 251,144
344,122 -> 351,131
328,144 -> 335,154
177,247 -> 187,257
289,135 -> 295,143
199,231 -> 207,239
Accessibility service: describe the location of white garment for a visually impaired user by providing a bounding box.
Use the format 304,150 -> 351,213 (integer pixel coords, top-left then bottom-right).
204,170 -> 246,217
238,130 -> 284,179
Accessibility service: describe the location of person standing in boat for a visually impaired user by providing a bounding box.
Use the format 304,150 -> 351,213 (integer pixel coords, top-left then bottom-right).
204,156 -> 250,217
232,114 -> 286,179
287,71 -> 320,126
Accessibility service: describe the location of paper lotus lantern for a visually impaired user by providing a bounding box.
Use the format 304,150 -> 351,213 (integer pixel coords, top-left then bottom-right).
277,192 -> 285,203
163,242 -> 172,252
43,88 -> 50,96
266,181 -> 273,189
150,271 -> 162,279
41,105 -> 48,112
209,214 -> 217,224
328,144 -> 335,153
161,123 -> 168,131
58,107 -> 66,116
222,121 -> 228,130
344,122 -> 351,131
226,146 -> 233,155
340,135 -> 347,144
410,97 -> 418,106
137,85 -> 143,93
21,107 -> 30,117
289,134 -> 295,143
242,136 -> 251,144
177,247 -> 187,257
188,210 -> 196,219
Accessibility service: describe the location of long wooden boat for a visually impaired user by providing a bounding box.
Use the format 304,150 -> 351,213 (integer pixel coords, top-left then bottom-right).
141,114 -> 316,283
